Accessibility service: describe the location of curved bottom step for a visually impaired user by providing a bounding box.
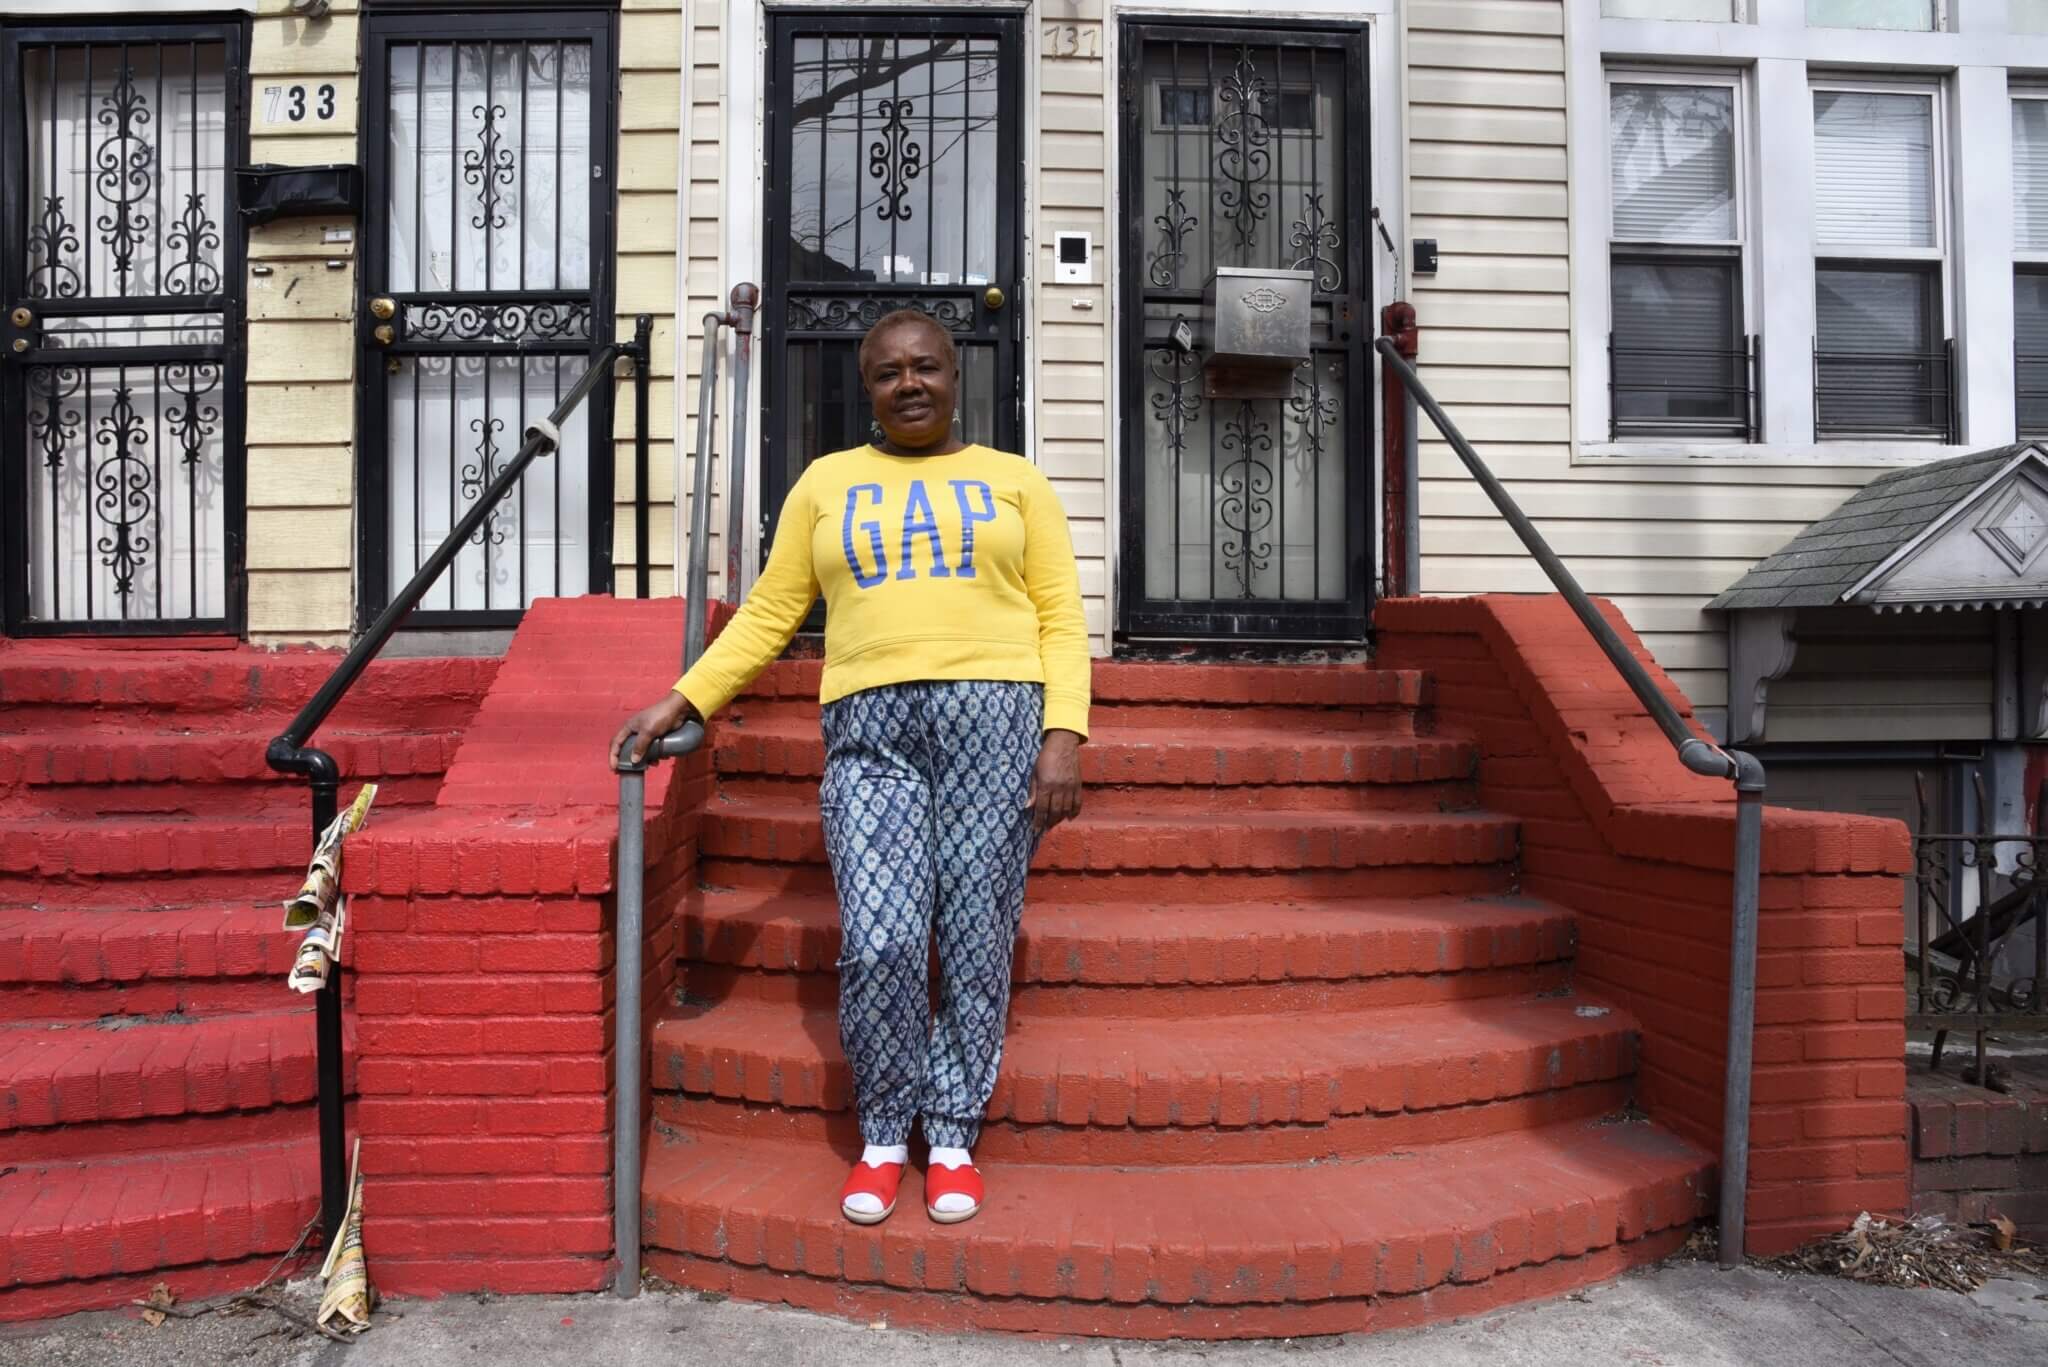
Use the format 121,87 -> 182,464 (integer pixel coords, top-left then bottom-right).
640,1117 -> 1711,1339
647,1226 -> 1694,1339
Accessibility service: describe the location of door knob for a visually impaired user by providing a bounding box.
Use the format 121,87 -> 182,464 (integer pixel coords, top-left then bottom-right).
369,296 -> 397,320
9,307 -> 31,328
983,286 -> 1005,311
371,324 -> 395,346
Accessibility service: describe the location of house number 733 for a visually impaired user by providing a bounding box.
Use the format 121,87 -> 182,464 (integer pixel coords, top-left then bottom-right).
261,83 -> 339,125
1041,24 -> 1100,59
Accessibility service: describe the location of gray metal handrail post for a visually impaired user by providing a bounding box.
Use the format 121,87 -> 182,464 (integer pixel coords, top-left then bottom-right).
612,722 -> 704,1299
1374,336 -> 1767,1269
723,284 -> 759,605
685,312 -> 725,668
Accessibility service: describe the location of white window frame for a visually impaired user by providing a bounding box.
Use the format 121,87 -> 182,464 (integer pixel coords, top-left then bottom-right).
1808,76 -> 1952,441
1569,0 -> 2045,465
2012,89 -> 2048,435
1804,0 -> 1949,33
1603,66 -> 1754,442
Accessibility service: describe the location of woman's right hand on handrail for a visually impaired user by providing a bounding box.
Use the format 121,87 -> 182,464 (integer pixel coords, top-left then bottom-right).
611,690 -> 698,768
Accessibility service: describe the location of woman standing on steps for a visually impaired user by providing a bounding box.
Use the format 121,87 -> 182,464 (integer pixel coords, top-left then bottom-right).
611,308 -> 1091,1227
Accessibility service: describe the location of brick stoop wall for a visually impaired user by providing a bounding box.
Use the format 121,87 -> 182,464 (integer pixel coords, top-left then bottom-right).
1376,596 -> 1913,1255
1909,1058 -> 2048,1238
341,597 -> 723,1297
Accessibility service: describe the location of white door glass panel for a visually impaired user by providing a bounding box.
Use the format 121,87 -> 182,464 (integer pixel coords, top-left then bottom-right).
2017,0 -> 2048,33
1813,90 -> 1935,250
1806,0 -> 1936,30
1610,83 -> 1735,242
386,41 -> 591,295
386,355 -> 590,612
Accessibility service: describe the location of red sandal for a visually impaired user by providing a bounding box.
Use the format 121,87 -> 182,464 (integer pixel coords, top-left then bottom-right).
840,1160 -> 903,1225
924,1161 -> 983,1224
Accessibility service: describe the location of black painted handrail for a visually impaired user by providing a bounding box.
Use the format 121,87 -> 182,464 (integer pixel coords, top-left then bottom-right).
1375,336 -> 1765,1268
268,320 -> 651,1243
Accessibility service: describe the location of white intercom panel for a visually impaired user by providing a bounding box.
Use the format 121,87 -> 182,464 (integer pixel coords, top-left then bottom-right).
1054,231 -> 1093,285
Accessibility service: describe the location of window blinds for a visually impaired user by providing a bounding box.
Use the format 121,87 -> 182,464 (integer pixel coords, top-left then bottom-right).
1609,84 -> 1735,242
2015,100 -> 2048,252
1813,90 -> 1934,250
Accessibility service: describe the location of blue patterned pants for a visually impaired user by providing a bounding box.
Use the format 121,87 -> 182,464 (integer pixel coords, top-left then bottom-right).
819,681 -> 1044,1149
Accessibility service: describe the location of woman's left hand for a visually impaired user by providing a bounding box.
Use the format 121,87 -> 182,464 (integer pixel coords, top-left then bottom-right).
1027,730 -> 1084,837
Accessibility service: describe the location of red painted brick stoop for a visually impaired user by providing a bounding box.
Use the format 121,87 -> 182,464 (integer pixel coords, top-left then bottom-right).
1376,596 -> 1914,1256
0,591 -> 1908,1331
0,642 -> 497,1321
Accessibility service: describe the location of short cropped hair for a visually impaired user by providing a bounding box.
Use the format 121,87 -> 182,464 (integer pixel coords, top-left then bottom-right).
857,308 -> 958,376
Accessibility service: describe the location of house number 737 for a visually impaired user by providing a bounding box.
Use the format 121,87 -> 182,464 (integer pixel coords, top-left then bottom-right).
1041,24 -> 1099,59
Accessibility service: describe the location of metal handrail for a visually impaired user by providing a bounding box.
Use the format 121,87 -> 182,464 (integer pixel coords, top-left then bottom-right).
610,283 -> 757,1297
267,318 -> 653,1243
1376,337 -> 1767,1269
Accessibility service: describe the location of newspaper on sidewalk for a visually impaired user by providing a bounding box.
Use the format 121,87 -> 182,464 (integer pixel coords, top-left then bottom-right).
316,1136 -> 375,1334
284,784 -> 378,994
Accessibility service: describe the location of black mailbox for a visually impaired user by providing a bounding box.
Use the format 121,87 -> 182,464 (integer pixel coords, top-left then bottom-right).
236,163 -> 362,225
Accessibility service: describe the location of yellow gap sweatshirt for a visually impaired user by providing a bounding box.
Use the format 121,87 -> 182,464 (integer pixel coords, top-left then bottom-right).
673,444 -> 1092,738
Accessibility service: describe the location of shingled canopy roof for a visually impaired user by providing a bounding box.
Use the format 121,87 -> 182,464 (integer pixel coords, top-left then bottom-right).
1707,443 -> 2048,612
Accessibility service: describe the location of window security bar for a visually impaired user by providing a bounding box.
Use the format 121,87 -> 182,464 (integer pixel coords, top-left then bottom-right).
1608,333 -> 1761,442
1813,339 -> 1958,443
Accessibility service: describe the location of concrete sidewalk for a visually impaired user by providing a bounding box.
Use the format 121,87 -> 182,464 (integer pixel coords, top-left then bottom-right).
2,1261 -> 2045,1367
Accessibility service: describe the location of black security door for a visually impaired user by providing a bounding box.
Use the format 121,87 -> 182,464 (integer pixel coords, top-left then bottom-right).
0,20 -> 248,636
761,12 -> 1025,548
357,10 -> 616,628
1118,24 -> 1372,641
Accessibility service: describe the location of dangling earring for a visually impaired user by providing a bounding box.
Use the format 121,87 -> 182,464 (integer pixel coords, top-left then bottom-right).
869,418 -> 885,443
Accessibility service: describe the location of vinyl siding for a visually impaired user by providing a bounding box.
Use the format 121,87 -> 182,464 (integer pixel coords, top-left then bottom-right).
1409,0 -> 1878,719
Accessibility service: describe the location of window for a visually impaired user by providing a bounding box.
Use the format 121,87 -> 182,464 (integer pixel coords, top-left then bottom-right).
1811,85 -> 1952,440
2017,98 -> 2048,435
1806,0 -> 1938,31
1606,76 -> 1752,439
2018,1 -> 2048,35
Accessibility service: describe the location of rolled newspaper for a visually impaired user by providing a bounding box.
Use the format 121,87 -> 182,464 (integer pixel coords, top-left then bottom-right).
317,1137 -> 374,1333
284,784 -> 379,931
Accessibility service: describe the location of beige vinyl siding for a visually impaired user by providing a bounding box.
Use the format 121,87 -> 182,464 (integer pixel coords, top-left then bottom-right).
246,0 -> 361,646
675,0 -> 725,604
1038,0 -> 1111,648
614,0 -> 686,601
1408,0 -> 1875,717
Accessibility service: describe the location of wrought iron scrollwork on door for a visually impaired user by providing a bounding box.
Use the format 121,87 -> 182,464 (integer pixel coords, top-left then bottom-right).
1288,192 -> 1342,293
1150,188 -> 1197,289
91,380 -> 154,611
163,195 -> 223,296
1216,49 -> 1273,255
27,197 -> 82,300
94,63 -> 156,298
868,97 -> 924,224
785,294 -> 973,334
462,100 -> 517,231
405,299 -> 592,345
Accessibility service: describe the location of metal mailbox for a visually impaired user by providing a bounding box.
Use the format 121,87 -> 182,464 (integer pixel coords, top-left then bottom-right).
1202,266 -> 1314,399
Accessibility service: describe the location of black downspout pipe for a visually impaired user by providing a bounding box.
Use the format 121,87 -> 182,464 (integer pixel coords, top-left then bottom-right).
265,741 -> 346,1239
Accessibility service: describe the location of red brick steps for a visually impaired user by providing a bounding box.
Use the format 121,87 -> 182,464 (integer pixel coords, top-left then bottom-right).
0,729 -> 458,816
0,1010 -> 318,1135
700,801 -> 1521,874
639,648 -> 1721,1336
682,890 -> 1576,987
0,1138 -> 317,1292
712,717 -> 1478,812
0,642 -> 495,1320
652,994 -> 1640,1162
639,1117 -> 1709,1337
